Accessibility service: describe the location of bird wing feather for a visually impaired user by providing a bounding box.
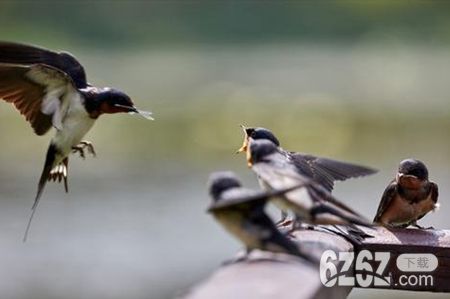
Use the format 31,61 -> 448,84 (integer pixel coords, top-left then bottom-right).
430,182 -> 439,204
289,152 -> 377,192
0,41 -> 87,88
0,63 -> 77,135
373,181 -> 397,223
253,161 -> 370,224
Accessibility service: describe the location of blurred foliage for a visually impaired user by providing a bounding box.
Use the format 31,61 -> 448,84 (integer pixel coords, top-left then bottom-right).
1,39 -> 450,167
1,1 -> 450,48
1,3 -> 450,299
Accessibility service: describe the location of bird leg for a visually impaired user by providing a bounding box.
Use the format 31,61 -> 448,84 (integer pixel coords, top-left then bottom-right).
275,210 -> 289,226
72,140 -> 96,159
287,216 -> 303,234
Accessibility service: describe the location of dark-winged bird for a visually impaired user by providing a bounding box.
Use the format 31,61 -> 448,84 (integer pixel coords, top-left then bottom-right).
237,126 -> 377,192
208,171 -> 316,263
247,139 -> 372,228
0,42 -> 152,241
374,159 -> 439,228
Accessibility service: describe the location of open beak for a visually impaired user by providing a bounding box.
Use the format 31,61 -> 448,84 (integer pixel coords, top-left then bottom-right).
235,124 -> 249,154
114,104 -> 154,120
396,173 -> 418,181
396,173 -> 422,189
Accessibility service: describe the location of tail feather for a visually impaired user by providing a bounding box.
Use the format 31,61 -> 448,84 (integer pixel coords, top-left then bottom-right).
308,183 -> 366,219
48,157 -> 69,192
267,229 -> 318,265
63,158 -> 69,193
23,144 -> 57,242
315,224 -> 373,244
310,202 -> 372,227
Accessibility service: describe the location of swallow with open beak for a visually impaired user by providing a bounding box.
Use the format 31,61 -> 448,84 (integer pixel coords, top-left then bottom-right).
247,139 -> 372,228
0,41 -> 153,241
237,126 -> 377,192
208,171 -> 317,263
373,159 -> 439,228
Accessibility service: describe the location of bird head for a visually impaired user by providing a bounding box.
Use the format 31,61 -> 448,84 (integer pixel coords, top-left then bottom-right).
96,88 -> 153,119
97,88 -> 136,114
248,139 -> 278,167
208,171 -> 242,202
236,126 -> 280,154
396,158 -> 429,188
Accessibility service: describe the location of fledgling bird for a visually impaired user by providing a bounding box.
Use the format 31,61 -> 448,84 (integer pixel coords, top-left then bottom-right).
207,171 -> 316,263
0,41 -> 153,241
373,159 -> 439,228
247,139 -> 372,228
237,126 -> 377,192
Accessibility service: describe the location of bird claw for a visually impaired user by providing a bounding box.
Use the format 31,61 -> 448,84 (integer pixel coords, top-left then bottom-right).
287,220 -> 303,234
413,224 -> 434,230
72,141 -> 96,159
278,219 -> 303,238
275,211 -> 290,226
72,146 -> 85,159
411,222 -> 434,230
277,219 -> 293,227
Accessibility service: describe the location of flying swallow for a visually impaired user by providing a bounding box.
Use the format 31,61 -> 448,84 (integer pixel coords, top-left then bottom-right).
373,159 -> 439,228
0,41 -> 153,241
247,139 -> 372,228
237,126 -> 377,192
207,171 -> 317,263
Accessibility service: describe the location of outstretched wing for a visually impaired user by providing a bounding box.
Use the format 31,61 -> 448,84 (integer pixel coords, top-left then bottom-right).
0,41 -> 87,88
0,63 -> 77,135
289,152 -> 377,192
251,162 -> 315,209
252,162 -> 371,226
252,162 -> 309,191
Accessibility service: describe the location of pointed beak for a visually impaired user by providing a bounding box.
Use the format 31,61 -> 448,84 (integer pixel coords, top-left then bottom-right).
397,172 -> 418,180
397,172 -> 419,182
115,104 -> 154,120
114,103 -> 138,112
397,172 -> 423,189
235,124 -> 249,154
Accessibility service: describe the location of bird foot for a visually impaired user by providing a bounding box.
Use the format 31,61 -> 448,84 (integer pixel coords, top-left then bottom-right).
72,141 -> 96,159
288,220 -> 303,234
222,252 -> 249,265
412,223 -> 434,230
277,219 -> 293,227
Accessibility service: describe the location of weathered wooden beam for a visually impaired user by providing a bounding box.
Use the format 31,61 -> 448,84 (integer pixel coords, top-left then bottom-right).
182,227 -> 450,299
182,230 -> 354,299
354,227 -> 450,292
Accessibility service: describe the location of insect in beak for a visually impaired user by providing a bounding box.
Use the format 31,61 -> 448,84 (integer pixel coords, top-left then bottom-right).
236,124 -> 249,154
114,104 -> 154,120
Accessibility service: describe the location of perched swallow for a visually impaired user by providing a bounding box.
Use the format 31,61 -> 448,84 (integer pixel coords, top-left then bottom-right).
373,159 -> 439,228
207,171 -> 316,263
247,139 -> 372,228
237,126 -> 377,192
0,41 -> 153,241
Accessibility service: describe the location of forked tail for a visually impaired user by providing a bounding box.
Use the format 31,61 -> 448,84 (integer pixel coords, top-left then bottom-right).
23,144 -> 57,242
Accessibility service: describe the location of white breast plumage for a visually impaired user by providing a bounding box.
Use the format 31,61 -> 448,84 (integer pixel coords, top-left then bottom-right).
52,91 -> 95,158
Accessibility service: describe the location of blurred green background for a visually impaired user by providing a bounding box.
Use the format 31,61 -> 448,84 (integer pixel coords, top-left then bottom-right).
0,1 -> 450,299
